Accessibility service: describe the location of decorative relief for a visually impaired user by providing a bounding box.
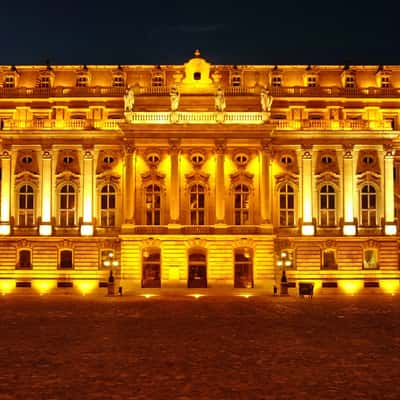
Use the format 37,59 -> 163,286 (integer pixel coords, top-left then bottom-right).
315,150 -> 339,175
233,238 -> 254,250
145,150 -> 161,169
15,150 -> 39,175
232,149 -> 250,168
56,150 -> 80,175
356,150 -> 380,175
185,171 -> 210,186
96,150 -> 120,174
230,170 -> 254,186
274,150 -> 299,174
141,170 -> 166,185
185,238 -> 208,250
16,239 -> 30,249
189,149 -> 206,168
15,172 -> 39,187
141,238 -> 161,250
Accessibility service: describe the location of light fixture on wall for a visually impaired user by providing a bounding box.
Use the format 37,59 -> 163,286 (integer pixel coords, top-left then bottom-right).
143,249 -> 150,258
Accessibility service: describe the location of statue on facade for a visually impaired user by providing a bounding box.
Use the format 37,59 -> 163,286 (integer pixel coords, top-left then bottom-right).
260,87 -> 273,113
170,85 -> 180,112
215,86 -> 226,112
124,87 -> 135,112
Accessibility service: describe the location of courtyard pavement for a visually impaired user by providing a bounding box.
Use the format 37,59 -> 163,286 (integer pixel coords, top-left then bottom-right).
0,294 -> 399,400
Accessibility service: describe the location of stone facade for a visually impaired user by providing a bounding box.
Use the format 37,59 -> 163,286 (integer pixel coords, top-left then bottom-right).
0,53 -> 399,295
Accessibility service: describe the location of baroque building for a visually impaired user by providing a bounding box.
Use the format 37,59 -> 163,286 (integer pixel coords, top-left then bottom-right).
0,52 -> 399,295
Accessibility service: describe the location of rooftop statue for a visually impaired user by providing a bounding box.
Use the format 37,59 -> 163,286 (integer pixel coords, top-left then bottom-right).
124,87 -> 135,112
170,85 -> 180,112
215,86 -> 226,112
260,87 -> 273,112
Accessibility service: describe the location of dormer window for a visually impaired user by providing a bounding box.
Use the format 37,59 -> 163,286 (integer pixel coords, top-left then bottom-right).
76,75 -> 88,87
3,76 -> 15,88
38,76 -> 51,88
345,76 -> 355,88
271,75 -> 282,87
341,69 -> 356,89
112,75 -> 125,87
193,72 -> 201,80
381,76 -> 390,88
306,75 -> 318,87
152,74 -> 164,87
231,74 -> 241,87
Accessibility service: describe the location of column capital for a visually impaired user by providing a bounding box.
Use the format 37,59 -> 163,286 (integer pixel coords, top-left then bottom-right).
384,144 -> 394,157
168,139 -> 181,155
215,140 -> 226,154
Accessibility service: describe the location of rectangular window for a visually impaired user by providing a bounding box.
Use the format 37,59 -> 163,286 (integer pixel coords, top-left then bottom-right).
345,76 -> 355,88
152,75 -> 164,87
39,77 -> 50,88
4,76 -> 15,88
322,250 -> 337,269
113,76 -> 124,87
231,75 -> 241,87
272,76 -> 282,87
59,250 -> 73,269
363,249 -> 378,269
381,76 -> 390,88
17,250 -> 32,269
307,76 -> 317,87
76,76 -> 88,87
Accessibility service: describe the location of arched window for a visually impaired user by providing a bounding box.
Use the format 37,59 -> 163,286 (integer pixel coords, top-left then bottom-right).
360,184 -> 377,226
319,184 -> 336,226
142,249 -> 161,288
190,184 -> 205,225
145,184 -> 161,225
18,184 -> 35,226
234,184 -> 250,225
101,184 -> 116,227
279,184 -> 295,226
59,184 -> 76,226
234,248 -> 253,288
188,251 -> 207,288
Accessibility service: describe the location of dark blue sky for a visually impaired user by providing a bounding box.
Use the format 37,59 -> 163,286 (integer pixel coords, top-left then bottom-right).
1,0 -> 398,65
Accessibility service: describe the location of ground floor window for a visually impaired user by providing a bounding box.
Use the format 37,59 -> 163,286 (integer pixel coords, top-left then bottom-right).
188,252 -> 207,288
59,249 -> 73,269
142,249 -> 161,288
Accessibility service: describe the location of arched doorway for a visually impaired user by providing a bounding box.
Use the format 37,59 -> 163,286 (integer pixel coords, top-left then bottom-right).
142,249 -> 161,288
234,248 -> 253,288
188,251 -> 207,288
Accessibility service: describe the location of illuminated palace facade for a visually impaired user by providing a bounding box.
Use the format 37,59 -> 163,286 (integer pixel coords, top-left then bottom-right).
1,52 -> 400,295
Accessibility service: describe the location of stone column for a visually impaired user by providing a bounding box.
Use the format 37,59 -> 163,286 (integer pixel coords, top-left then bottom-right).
169,140 -> 180,225
384,146 -> 396,235
123,145 -> 136,225
343,146 -> 356,235
81,149 -> 94,236
215,140 -> 226,225
260,142 -> 272,225
301,147 -> 314,235
0,150 -> 11,235
39,148 -> 53,235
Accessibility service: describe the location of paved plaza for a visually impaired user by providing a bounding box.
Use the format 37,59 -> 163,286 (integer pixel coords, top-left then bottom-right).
0,294 -> 399,400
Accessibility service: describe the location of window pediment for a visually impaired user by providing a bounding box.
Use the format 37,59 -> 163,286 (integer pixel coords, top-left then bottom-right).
141,170 -> 165,185
230,171 -> 253,186
185,171 -> 209,186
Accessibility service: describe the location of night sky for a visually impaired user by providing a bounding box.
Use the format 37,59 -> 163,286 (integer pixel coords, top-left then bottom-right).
1,0 -> 399,65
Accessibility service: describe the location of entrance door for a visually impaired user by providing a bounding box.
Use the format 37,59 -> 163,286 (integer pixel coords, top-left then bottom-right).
234,250 -> 253,288
142,251 -> 161,288
188,252 -> 207,288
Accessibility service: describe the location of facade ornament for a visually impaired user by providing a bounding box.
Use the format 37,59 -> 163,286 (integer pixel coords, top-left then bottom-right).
124,87 -> 135,112
169,85 -> 180,112
260,87 -> 273,113
215,86 -> 226,112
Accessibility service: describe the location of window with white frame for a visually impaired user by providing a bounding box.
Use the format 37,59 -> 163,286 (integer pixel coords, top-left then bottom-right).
190,184 -> 205,225
18,184 -> 35,226
306,75 -> 317,87
100,184 -> 116,227
234,184 -> 250,225
59,184 -> 76,226
360,184 -> 377,226
145,184 -> 161,225
381,76 -> 390,88
279,184 -> 295,226
319,184 -> 336,226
